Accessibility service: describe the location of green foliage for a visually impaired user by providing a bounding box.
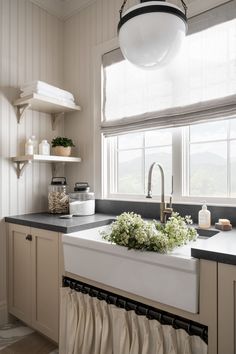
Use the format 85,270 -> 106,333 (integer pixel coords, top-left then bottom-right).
102,212 -> 197,253
51,136 -> 75,148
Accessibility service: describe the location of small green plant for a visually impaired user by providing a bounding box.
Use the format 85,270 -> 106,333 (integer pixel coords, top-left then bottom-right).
102,212 -> 197,253
51,137 -> 75,148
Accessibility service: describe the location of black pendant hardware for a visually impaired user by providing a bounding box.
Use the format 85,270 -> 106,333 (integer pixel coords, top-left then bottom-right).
26,234 -> 32,241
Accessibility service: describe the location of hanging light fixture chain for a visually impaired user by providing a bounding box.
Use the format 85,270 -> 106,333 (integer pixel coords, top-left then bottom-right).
119,0 -> 128,19
180,0 -> 187,16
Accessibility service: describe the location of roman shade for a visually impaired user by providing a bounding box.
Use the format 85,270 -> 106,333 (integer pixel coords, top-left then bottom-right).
101,1 -> 236,136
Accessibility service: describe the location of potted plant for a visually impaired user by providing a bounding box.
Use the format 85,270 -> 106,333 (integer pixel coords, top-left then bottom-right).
51,137 -> 75,157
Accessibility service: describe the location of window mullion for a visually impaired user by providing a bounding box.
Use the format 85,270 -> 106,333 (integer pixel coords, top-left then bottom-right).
172,128 -> 183,200
115,138 -> 119,193
227,121 -> 231,197
143,134 -> 146,195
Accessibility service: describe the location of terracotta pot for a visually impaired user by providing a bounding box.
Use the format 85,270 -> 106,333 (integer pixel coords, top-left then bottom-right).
52,146 -> 71,157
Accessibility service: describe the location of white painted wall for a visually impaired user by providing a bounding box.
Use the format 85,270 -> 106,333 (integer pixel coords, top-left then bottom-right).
0,0 -> 64,324
63,0 -> 138,192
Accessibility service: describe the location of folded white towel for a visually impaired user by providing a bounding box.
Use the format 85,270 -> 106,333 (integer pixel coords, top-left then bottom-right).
20,90 -> 76,106
21,81 -> 74,101
20,89 -> 74,102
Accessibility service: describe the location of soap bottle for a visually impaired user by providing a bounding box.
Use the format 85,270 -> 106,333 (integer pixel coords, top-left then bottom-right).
25,138 -> 34,155
39,140 -> 50,155
31,135 -> 38,154
198,201 -> 211,229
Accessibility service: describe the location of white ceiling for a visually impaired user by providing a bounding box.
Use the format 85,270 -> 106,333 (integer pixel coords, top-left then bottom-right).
30,0 -> 95,20
30,0 -> 231,20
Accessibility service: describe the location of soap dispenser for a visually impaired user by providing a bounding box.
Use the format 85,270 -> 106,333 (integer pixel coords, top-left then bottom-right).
198,201 -> 211,229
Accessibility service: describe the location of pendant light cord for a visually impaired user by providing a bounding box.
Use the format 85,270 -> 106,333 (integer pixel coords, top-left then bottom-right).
119,0 -> 128,19
180,0 -> 187,16
119,0 -> 188,19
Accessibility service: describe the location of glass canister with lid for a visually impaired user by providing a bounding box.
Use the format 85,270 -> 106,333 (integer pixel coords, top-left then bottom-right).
48,177 -> 69,214
69,182 -> 95,216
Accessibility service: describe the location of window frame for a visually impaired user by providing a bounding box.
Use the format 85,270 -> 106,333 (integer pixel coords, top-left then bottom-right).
104,125 -> 236,206
95,39 -> 236,206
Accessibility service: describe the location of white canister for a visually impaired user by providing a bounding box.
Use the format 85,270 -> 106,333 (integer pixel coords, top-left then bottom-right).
69,182 -> 95,216
25,138 -> 34,155
31,135 -> 38,154
39,140 -> 50,155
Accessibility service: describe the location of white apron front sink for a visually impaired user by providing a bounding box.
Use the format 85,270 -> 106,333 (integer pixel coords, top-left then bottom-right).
62,225 -> 200,313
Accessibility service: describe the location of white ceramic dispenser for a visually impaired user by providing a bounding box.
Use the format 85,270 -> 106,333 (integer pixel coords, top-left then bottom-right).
198,201 -> 211,229
39,140 -> 50,155
25,138 -> 34,155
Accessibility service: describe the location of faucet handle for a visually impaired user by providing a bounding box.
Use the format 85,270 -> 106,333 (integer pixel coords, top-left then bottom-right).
163,206 -> 173,223
164,207 -> 173,214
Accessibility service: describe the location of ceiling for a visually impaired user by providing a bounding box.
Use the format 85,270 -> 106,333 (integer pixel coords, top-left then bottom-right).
30,0 -> 231,20
30,0 -> 95,20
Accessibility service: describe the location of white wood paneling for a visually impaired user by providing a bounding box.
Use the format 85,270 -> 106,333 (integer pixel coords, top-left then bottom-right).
64,0 -> 127,190
0,0 -> 64,323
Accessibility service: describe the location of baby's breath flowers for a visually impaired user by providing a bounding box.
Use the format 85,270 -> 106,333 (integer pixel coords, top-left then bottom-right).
102,212 -> 197,253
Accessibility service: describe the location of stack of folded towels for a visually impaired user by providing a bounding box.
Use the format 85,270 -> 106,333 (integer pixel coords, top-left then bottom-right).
20,81 -> 75,105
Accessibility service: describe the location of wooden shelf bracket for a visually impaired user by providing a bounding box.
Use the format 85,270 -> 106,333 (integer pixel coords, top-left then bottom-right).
16,103 -> 31,123
51,112 -> 65,130
15,160 -> 30,178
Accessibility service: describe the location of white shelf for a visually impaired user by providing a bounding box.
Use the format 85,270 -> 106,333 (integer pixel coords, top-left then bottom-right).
14,93 -> 81,129
12,154 -> 82,178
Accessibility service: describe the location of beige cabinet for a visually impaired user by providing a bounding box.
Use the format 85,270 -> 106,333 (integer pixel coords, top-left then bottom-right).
218,263 -> 236,354
8,224 -> 60,343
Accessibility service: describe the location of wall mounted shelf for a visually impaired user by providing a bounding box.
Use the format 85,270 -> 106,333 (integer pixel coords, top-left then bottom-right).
12,154 -> 82,178
14,93 -> 81,129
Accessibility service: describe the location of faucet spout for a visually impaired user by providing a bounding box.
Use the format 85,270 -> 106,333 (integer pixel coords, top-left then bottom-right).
146,162 -> 172,223
147,162 -> 165,202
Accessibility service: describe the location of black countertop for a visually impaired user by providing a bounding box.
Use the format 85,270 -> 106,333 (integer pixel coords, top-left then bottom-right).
5,212 -> 236,266
5,213 -> 115,233
191,230 -> 236,265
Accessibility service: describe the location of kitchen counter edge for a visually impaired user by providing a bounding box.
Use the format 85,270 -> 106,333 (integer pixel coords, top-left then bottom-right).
5,213 -> 115,233
5,213 -> 236,266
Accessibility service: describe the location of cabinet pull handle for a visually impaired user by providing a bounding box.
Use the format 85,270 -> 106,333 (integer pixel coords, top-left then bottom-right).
26,234 -> 32,241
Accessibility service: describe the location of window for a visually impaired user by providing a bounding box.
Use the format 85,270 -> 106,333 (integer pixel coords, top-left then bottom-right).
105,118 -> 236,202
107,130 -> 173,198
187,120 -> 236,198
100,17 -> 236,204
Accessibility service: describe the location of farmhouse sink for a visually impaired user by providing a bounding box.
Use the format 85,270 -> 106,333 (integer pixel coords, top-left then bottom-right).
62,224 -> 206,313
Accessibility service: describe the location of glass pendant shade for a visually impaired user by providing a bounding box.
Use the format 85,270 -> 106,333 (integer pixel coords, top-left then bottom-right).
118,1 -> 187,69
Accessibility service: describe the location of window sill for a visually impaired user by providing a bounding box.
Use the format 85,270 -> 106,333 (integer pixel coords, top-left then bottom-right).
102,195 -> 236,208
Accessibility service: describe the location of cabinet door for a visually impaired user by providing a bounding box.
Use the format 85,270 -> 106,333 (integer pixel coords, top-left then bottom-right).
31,228 -> 59,342
8,224 -> 32,324
218,263 -> 236,354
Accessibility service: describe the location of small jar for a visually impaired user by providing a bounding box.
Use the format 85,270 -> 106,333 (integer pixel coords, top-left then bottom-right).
48,177 -> 69,214
25,138 -> 34,155
31,135 -> 38,154
39,140 -> 50,155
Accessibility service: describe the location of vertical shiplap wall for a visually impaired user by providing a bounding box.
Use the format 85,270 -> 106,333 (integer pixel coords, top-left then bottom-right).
63,0 -> 138,190
0,0 -> 64,323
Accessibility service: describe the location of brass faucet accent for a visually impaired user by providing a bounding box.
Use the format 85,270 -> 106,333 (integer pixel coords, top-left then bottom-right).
146,162 -> 173,223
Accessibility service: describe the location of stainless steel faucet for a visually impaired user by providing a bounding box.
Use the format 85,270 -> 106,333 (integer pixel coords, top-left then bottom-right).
146,162 -> 173,223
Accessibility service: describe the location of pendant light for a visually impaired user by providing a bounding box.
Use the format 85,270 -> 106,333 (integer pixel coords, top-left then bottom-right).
118,0 -> 188,69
